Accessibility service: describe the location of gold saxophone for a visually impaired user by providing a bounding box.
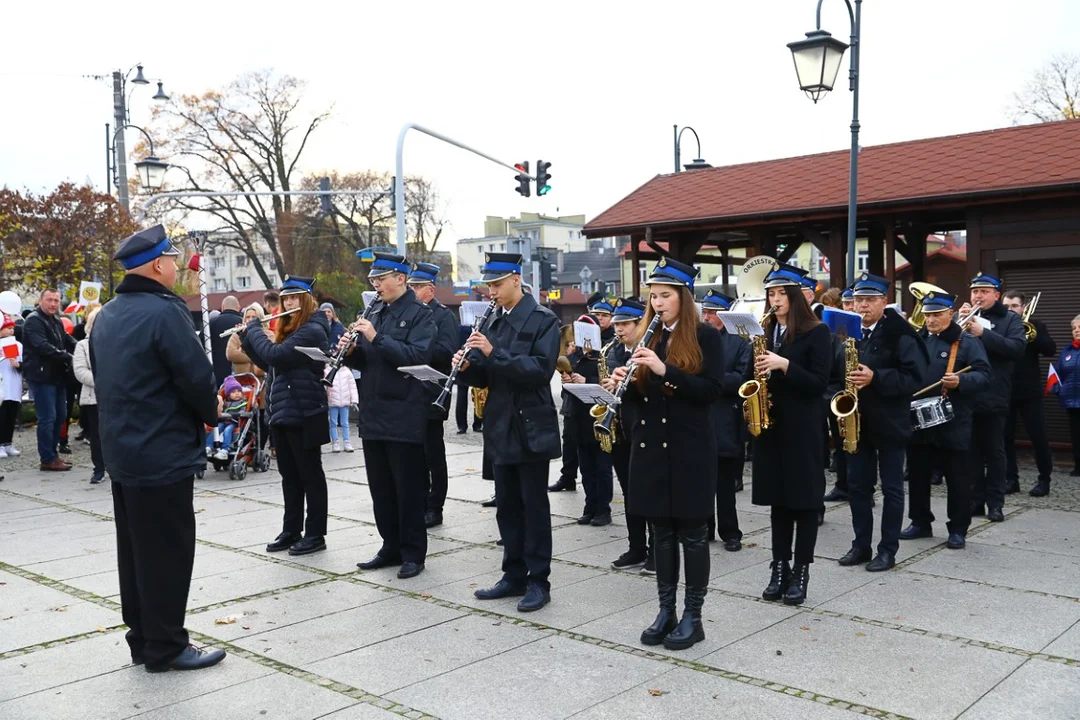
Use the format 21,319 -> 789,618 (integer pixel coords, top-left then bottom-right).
471,387 -> 488,419
590,340 -> 618,453
830,337 -> 860,453
739,335 -> 773,436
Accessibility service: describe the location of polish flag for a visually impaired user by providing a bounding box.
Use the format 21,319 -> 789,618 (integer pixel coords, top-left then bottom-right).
1045,364 -> 1060,396
1,336 -> 17,360
63,302 -> 83,315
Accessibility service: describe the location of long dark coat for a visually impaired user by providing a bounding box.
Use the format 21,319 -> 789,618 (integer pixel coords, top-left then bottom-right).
751,322 -> 832,510
855,308 -> 929,447
970,300 -> 1025,413
623,322 -> 725,519
712,330 -> 752,459
912,321 -> 991,451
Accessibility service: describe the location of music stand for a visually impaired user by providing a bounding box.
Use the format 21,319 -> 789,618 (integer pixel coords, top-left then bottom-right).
399,365 -> 450,383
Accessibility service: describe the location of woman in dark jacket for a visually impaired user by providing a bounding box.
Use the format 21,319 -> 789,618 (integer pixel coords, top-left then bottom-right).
612,257 -> 724,652
750,266 -> 832,606
242,275 -> 331,557
1055,314 -> 1080,476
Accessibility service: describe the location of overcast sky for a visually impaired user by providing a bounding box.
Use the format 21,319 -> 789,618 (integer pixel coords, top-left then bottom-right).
2,0 -> 1076,254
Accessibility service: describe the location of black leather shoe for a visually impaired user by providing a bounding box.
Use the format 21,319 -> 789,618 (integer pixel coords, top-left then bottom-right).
823,486 -> 849,502
762,560 -> 791,601
662,612 -> 705,650
1029,481 -> 1050,497
548,479 -> 577,492
356,554 -> 402,570
946,533 -> 966,549
481,495 -> 497,508
930,472 -> 943,486
517,583 -> 550,612
640,608 -> 678,646
58,442 -> 72,455
424,510 -> 443,528
576,513 -> 594,525
723,538 -> 742,552
783,563 -> 810,606
988,507 -> 1005,522
866,552 -> 896,572
899,524 -> 932,540
474,579 -> 527,600
590,513 -> 612,527
288,536 -> 326,556
145,645 -> 226,673
266,532 -> 301,553
397,561 -> 425,579
734,478 -> 744,492
1004,480 -> 1020,495
838,547 -> 872,566
496,538 -> 504,546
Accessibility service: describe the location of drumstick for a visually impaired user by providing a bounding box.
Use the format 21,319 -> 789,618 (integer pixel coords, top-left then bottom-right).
913,366 -> 972,397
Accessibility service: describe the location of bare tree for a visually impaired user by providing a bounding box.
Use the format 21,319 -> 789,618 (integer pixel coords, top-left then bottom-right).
1009,53 -> 1080,124
140,70 -> 329,286
403,176 -> 448,259
293,170 -> 395,253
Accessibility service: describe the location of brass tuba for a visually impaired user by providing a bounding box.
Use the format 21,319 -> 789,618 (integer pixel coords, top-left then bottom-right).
908,281 -> 948,330
830,336 -> 860,453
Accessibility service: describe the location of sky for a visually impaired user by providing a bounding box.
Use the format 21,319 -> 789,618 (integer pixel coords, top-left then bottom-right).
1,0 -> 1076,254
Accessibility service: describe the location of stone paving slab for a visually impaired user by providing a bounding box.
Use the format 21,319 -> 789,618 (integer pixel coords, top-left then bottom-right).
958,658 -> 1080,719
0,630 -> 135,703
968,507 -> 1080,558
1041,619 -> 1080,661
181,562 -> 325,611
317,704 -> 410,720
905,539 -> 1080,598
0,571 -> 122,654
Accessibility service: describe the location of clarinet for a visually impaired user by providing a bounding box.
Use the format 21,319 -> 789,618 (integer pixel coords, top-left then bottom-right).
323,292 -> 381,387
593,312 -> 663,438
432,299 -> 498,414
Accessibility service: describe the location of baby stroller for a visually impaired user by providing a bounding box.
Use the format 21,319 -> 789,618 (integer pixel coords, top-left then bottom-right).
196,373 -> 272,481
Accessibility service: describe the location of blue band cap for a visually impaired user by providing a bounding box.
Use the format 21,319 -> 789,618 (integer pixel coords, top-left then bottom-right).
280,276 -> 314,295
120,238 -> 172,270
970,272 -> 1002,290
649,266 -> 696,289
483,261 -> 522,274
371,258 -> 410,275
590,302 -> 614,314
763,268 -> 804,288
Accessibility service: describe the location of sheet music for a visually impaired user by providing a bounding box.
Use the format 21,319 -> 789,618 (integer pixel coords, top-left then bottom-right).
361,291 -> 379,313
562,383 -> 619,406
459,301 -> 492,327
573,321 -> 601,353
718,312 -> 764,338
294,346 -> 333,363
398,364 -> 450,382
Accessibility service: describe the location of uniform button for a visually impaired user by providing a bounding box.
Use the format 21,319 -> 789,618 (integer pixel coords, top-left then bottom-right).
663,442 -> 668,448
640,442 -> 646,448
640,419 -> 645,425
644,397 -> 649,402
662,418 -> 667,424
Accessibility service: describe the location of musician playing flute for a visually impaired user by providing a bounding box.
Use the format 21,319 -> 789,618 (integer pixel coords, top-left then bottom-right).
903,292 -> 991,550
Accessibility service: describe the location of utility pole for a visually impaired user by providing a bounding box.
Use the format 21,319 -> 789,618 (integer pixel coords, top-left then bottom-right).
112,71 -> 130,211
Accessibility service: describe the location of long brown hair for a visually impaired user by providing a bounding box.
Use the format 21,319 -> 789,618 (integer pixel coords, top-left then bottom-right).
635,285 -> 702,391
274,293 -> 317,343
765,286 -> 821,339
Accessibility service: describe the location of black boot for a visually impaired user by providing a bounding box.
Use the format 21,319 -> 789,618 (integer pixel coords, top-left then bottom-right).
663,524 -> 709,651
640,523 -> 679,646
783,563 -> 810,605
762,559 -> 791,601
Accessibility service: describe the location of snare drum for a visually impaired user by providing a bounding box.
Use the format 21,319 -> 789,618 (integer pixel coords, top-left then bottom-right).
910,396 -> 954,431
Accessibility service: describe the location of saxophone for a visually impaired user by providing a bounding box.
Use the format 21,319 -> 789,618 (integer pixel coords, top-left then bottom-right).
590,339 -> 618,453
472,387 -> 488,419
738,335 -> 773,437
830,337 -> 860,453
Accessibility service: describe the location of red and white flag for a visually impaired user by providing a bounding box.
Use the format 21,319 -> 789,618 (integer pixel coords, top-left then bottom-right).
1,336 -> 17,361
1045,364 -> 1061,395
63,302 -> 83,315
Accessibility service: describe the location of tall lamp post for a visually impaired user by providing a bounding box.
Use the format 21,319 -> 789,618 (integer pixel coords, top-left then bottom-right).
787,0 -> 861,284
673,125 -> 711,173
105,64 -> 170,210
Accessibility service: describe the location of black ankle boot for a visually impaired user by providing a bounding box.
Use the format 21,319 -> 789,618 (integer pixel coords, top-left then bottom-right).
662,525 -> 709,651
762,560 -> 791,601
640,584 -> 678,646
641,523 -> 680,646
783,563 -> 810,605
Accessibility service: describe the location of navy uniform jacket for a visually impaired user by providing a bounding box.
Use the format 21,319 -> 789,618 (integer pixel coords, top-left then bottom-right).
562,346 -> 604,446
856,308 -> 929,447
423,299 -> 461,420
604,340 -> 633,444
712,330 -> 751,459
345,288 -> 434,444
1011,317 -> 1056,401
91,274 -> 218,486
459,292 -> 561,465
913,323 -> 991,450
969,301 -> 1025,413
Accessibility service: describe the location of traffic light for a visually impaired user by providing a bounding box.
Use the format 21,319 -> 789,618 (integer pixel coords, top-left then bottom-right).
539,254 -> 558,290
514,161 -> 530,198
536,160 -> 552,196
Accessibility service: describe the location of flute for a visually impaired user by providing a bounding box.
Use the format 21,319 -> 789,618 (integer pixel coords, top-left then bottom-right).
219,307 -> 300,337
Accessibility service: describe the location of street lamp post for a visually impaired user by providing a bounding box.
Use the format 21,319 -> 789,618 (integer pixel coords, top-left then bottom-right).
107,64 -> 170,210
787,0 -> 862,285
673,125 -> 712,173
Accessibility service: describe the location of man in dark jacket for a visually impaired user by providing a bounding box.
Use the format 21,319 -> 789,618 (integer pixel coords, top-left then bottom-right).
457,252 -> 561,613
839,273 -> 928,572
209,295 -> 243,384
407,262 -> 460,528
959,273 -> 1026,522
22,288 -> 76,470
701,290 -> 751,552
343,253 -> 435,579
903,292 -> 991,549
1003,290 -> 1056,497
90,225 -> 225,673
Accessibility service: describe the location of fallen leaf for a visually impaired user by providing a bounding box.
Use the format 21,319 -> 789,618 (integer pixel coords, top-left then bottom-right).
419,592 -> 432,598
49,606 -> 69,612
775,650 -> 783,656
909,667 -> 915,672
241,626 -> 251,630
194,508 -> 205,514
744,542 -> 758,548
97,626 -> 107,633
892,616 -> 902,621
214,615 -> 240,625
647,689 -> 663,697
855,632 -> 866,637
800,626 -> 810,631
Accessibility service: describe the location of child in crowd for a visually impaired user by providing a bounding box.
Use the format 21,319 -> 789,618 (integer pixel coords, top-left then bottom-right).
326,363 -> 358,453
206,376 -> 248,460
0,315 -> 24,459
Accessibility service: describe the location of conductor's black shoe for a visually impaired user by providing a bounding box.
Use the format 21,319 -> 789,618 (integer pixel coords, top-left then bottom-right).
723,537 -> 743,552
1004,480 -> 1020,495
474,579 -> 527,600
946,533 -> 966,549
517,583 -> 550,612
357,554 -> 401,570
424,510 -> 443,528
823,486 -> 849,502
397,561 -> 425,579
590,513 -> 612,527
987,506 -> 1005,522
145,645 -> 226,673
266,532 -> 301,553
899,524 -> 932,540
865,552 -> 896,572
288,536 -> 325,556
838,547 -> 872,566
576,513 -> 594,525
481,496 -> 497,508
548,479 -> 576,492
1029,480 -> 1050,497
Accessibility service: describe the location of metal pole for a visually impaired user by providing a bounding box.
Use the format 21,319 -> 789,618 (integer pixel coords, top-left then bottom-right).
673,125 -> 679,173
845,0 -> 861,285
113,71 -> 130,211
136,189 -> 390,223
105,123 -> 111,195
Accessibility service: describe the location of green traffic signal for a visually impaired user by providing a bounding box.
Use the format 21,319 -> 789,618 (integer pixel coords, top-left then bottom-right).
536,160 -> 552,197
538,184 -> 551,196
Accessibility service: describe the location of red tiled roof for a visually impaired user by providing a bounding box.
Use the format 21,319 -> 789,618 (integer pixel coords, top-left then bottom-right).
585,120 -> 1080,235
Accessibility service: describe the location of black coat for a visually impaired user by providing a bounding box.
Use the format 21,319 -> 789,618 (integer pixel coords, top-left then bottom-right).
21,309 -> 75,385
913,322 -> 992,450
424,299 -> 461,420
751,323 -> 832,510
604,339 -> 634,444
459,292 -> 561,465
210,309 -> 244,384
1011,317 -> 1056,400
855,308 -> 929,447
243,313 -> 330,440
712,330 -> 751,459
90,274 -> 218,486
344,288 -> 434,444
623,322 -> 725,519
970,301 -> 1026,412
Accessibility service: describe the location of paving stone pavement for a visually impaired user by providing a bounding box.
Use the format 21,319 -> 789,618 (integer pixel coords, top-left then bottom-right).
1,423 -> 1079,719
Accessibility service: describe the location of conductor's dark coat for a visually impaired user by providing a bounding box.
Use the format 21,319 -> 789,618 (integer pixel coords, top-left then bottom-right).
623,322 -> 725,519
750,322 -> 832,510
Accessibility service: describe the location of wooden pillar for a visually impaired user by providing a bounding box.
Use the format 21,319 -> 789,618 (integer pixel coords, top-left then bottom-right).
747,228 -> 764,259
829,225 -> 846,288
631,235 -> 641,298
867,223 -> 885,276
885,220 -> 897,301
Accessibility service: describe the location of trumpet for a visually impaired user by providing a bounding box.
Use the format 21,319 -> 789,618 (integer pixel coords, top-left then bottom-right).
219,307 -> 300,337
432,299 -> 498,414
957,306 -> 982,330
323,292 -> 381,387
1021,291 -> 1041,343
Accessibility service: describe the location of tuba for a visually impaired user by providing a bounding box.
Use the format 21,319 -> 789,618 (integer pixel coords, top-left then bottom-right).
1021,291 -> 1041,343
590,339 -> 618,453
908,281 -> 947,330
830,336 -> 861,452
738,306 -> 776,436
